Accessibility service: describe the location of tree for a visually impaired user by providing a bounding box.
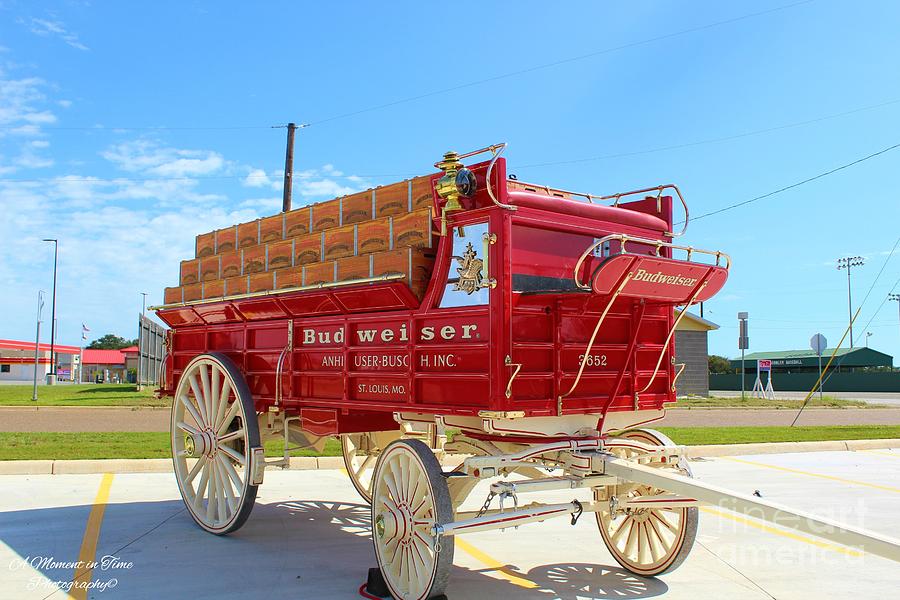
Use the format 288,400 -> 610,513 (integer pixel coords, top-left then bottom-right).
708,355 -> 732,374
86,334 -> 134,350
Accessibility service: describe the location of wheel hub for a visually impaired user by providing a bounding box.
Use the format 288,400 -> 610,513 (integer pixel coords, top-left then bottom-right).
185,428 -> 217,458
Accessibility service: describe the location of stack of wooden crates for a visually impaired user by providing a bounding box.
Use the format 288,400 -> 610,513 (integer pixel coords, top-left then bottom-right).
164,175 -> 437,305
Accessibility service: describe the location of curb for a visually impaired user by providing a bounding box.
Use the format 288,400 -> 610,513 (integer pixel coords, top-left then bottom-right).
1,439 -> 897,475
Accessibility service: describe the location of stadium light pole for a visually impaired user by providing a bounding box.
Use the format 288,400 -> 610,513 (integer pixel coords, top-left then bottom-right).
836,256 -> 865,348
32,290 -> 45,401
42,238 -> 59,384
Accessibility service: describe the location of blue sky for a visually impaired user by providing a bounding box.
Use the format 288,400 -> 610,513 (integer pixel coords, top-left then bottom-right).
1,0 -> 899,362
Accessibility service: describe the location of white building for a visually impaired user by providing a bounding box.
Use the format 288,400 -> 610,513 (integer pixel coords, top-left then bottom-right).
0,339 -> 81,383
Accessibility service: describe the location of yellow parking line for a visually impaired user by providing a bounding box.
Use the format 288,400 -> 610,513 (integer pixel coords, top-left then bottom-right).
70,473 -> 114,600
721,456 -> 900,494
700,506 -> 864,558
454,538 -> 539,589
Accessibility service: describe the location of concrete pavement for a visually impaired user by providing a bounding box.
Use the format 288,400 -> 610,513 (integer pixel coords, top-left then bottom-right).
1,448 -> 899,599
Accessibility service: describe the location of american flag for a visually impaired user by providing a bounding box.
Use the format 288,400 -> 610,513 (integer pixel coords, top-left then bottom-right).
81,323 -> 90,341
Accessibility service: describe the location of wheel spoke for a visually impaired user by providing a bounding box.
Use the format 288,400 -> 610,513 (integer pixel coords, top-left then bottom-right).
179,394 -> 204,429
177,421 -> 199,436
199,363 -> 212,424
194,462 -> 210,512
623,519 -> 638,558
220,453 -> 244,491
217,428 -> 245,444
216,377 -> 233,430
209,366 -> 221,428
219,443 -> 246,466
216,399 -> 241,436
206,459 -> 218,523
652,510 -> 679,534
188,373 -> 209,427
215,459 -> 228,522
609,515 -> 630,545
356,453 -> 375,477
185,455 -> 207,486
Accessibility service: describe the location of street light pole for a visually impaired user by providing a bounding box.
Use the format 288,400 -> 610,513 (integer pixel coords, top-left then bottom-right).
836,256 -> 865,348
42,239 -> 59,384
32,290 -> 45,401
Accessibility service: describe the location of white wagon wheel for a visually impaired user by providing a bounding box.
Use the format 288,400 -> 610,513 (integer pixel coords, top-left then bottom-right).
342,431 -> 401,504
171,353 -> 261,535
595,428 -> 698,576
371,439 -> 454,600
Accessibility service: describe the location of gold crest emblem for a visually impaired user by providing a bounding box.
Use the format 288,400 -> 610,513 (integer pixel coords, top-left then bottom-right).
454,242 -> 483,294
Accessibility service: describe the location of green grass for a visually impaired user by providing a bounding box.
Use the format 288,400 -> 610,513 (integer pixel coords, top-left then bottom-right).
0,384 -> 167,407
673,395 -> 879,409
2,426 -> 899,460
657,425 -> 900,446
0,432 -> 343,461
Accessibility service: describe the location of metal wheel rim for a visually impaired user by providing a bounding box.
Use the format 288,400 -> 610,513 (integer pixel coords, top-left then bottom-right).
596,429 -> 696,576
372,442 -> 443,600
171,355 -> 253,533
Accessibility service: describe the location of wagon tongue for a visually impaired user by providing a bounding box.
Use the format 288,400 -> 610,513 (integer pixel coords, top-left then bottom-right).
591,254 -> 727,304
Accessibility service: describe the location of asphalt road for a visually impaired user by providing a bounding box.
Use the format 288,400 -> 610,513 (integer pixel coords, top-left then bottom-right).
1,448 -> 898,599
1,406 -> 898,432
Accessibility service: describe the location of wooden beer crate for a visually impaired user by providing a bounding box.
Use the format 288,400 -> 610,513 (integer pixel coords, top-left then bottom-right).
411,175 -> 434,210
337,255 -> 372,281
202,279 -> 224,299
323,224 -> 355,260
374,181 -> 408,218
357,216 -> 391,254
248,272 -> 274,293
183,283 -> 202,302
303,260 -> 336,286
275,266 -> 303,289
372,247 -> 435,284
311,199 -> 341,231
342,191 -> 372,225
164,286 -> 183,304
260,214 -> 284,243
196,232 -> 216,258
221,251 -> 242,278
238,221 -> 259,249
242,246 -> 266,274
267,240 -> 293,271
285,206 -> 311,238
392,209 -> 433,249
180,259 -> 200,285
295,234 -> 322,265
200,256 -> 220,282
215,226 -> 237,254
224,275 -> 248,296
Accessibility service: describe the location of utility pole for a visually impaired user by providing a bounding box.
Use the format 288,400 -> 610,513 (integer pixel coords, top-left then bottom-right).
42,238 -> 59,384
282,122 -> 297,212
32,290 -> 45,401
836,256 -> 864,347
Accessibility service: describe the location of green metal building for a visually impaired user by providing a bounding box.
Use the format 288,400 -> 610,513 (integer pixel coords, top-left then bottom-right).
729,347 -> 893,373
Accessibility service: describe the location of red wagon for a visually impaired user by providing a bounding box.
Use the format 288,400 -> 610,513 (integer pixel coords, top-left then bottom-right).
153,144 -> 896,599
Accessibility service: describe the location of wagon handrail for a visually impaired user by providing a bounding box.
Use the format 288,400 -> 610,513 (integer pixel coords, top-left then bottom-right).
573,234 -> 731,292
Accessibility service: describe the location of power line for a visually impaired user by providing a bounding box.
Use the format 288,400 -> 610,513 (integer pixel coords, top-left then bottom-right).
0,171 -> 415,185
304,1 -> 812,127
514,97 -> 900,170
687,141 -> 900,223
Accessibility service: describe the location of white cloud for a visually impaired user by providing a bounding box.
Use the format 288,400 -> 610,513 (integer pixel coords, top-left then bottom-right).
30,140 -> 50,148
27,18 -> 89,51
242,168 -> 272,188
101,140 -> 226,177
0,76 -> 56,130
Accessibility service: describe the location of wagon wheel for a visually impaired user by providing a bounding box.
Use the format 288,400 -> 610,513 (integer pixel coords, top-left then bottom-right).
595,428 -> 698,576
342,426 -> 437,504
371,439 -> 454,600
171,353 -> 262,535
341,431 -> 401,503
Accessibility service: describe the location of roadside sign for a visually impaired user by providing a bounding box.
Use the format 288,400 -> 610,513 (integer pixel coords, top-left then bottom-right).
757,359 -> 772,371
810,333 -> 827,356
